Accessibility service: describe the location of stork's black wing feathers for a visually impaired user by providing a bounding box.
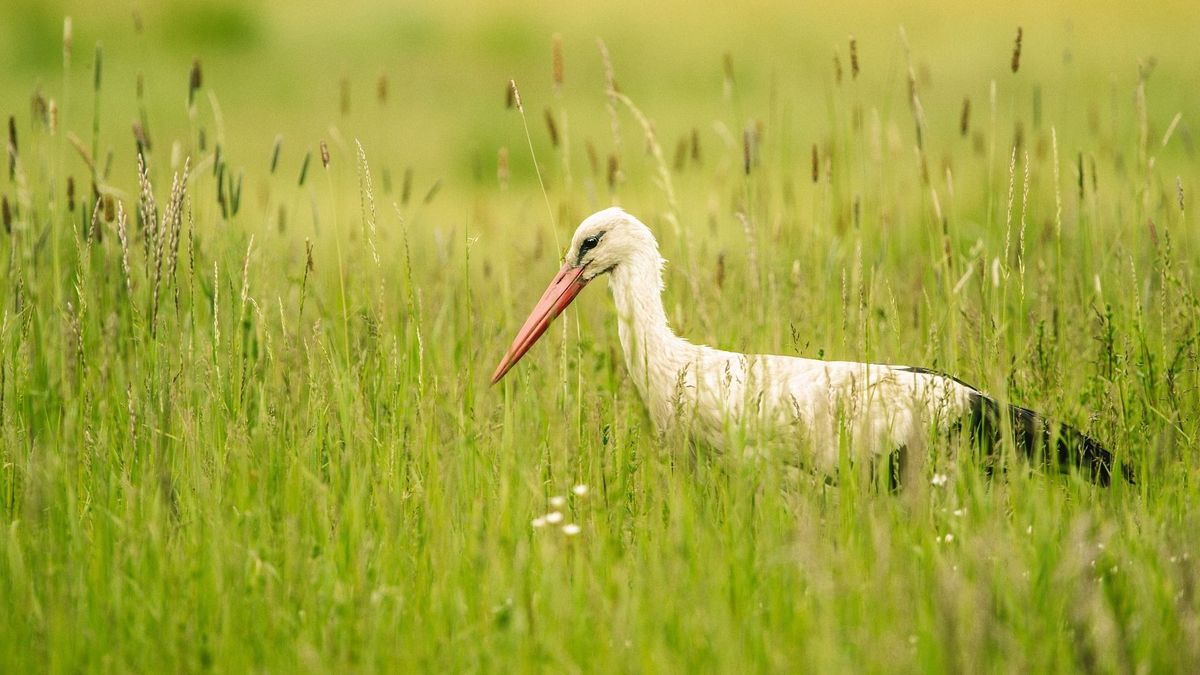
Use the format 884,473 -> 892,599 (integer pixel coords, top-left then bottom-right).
895,367 -> 1130,485
966,393 -> 1128,486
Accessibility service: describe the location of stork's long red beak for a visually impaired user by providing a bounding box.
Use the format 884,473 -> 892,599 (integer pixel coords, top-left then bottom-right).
491,262 -> 590,384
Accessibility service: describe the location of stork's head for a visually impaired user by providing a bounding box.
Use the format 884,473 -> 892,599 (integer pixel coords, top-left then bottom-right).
568,207 -> 658,281
490,207 -> 655,384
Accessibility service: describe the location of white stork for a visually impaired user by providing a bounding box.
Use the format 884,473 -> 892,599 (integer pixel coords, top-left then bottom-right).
491,208 -> 1123,486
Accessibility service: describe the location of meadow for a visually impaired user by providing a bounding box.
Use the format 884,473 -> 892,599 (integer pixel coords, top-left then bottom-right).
1,0 -> 1199,671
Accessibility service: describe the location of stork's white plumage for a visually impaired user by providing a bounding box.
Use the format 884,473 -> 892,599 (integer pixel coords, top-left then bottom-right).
492,208 -> 1121,485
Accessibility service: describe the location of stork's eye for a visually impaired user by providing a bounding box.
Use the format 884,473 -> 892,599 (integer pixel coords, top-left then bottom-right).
579,233 -> 603,256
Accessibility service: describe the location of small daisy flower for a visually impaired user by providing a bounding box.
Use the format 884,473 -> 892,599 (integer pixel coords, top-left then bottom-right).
531,517 -> 547,528
549,495 -> 566,508
562,523 -> 581,536
940,533 -> 954,543
545,511 -> 564,524
931,473 -> 948,487
572,484 -> 589,496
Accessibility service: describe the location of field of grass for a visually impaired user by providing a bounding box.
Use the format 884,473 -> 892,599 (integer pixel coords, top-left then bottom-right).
1,1 -> 1199,671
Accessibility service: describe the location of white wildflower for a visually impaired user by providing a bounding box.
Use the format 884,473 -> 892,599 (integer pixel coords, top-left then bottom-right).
549,495 -> 566,508
931,473 -> 948,487
572,484 -> 589,496
531,517 -> 547,528
562,523 -> 581,536
545,511 -> 564,524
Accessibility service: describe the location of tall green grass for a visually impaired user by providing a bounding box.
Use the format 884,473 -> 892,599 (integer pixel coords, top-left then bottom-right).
1,8 -> 1198,672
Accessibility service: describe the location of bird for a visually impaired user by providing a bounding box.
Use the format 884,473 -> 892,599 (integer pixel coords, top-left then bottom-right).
491,207 -> 1125,487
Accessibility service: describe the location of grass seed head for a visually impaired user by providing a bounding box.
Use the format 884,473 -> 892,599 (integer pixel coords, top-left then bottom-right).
31,92 -> 48,128
422,179 -> 441,205
298,149 -> 311,186
543,107 -> 559,147
270,135 -> 282,174
132,121 -> 149,154
320,140 -> 330,169
188,57 -> 202,105
401,167 -> 413,204
507,79 -> 522,112
849,35 -> 859,78
89,199 -> 102,243
116,201 -> 132,296
93,42 -> 103,92
552,33 -> 564,91
1011,27 -> 1023,73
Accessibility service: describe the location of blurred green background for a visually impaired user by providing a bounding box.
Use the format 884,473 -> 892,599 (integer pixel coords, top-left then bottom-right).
2,0 -> 1196,198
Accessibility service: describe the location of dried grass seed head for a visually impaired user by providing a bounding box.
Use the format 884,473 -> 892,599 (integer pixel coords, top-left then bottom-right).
552,34 -> 564,90
1011,27 -> 1023,73
188,57 -> 203,104
849,35 -> 859,78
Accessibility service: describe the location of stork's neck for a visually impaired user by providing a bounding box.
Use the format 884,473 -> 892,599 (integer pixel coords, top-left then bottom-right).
608,251 -> 693,404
